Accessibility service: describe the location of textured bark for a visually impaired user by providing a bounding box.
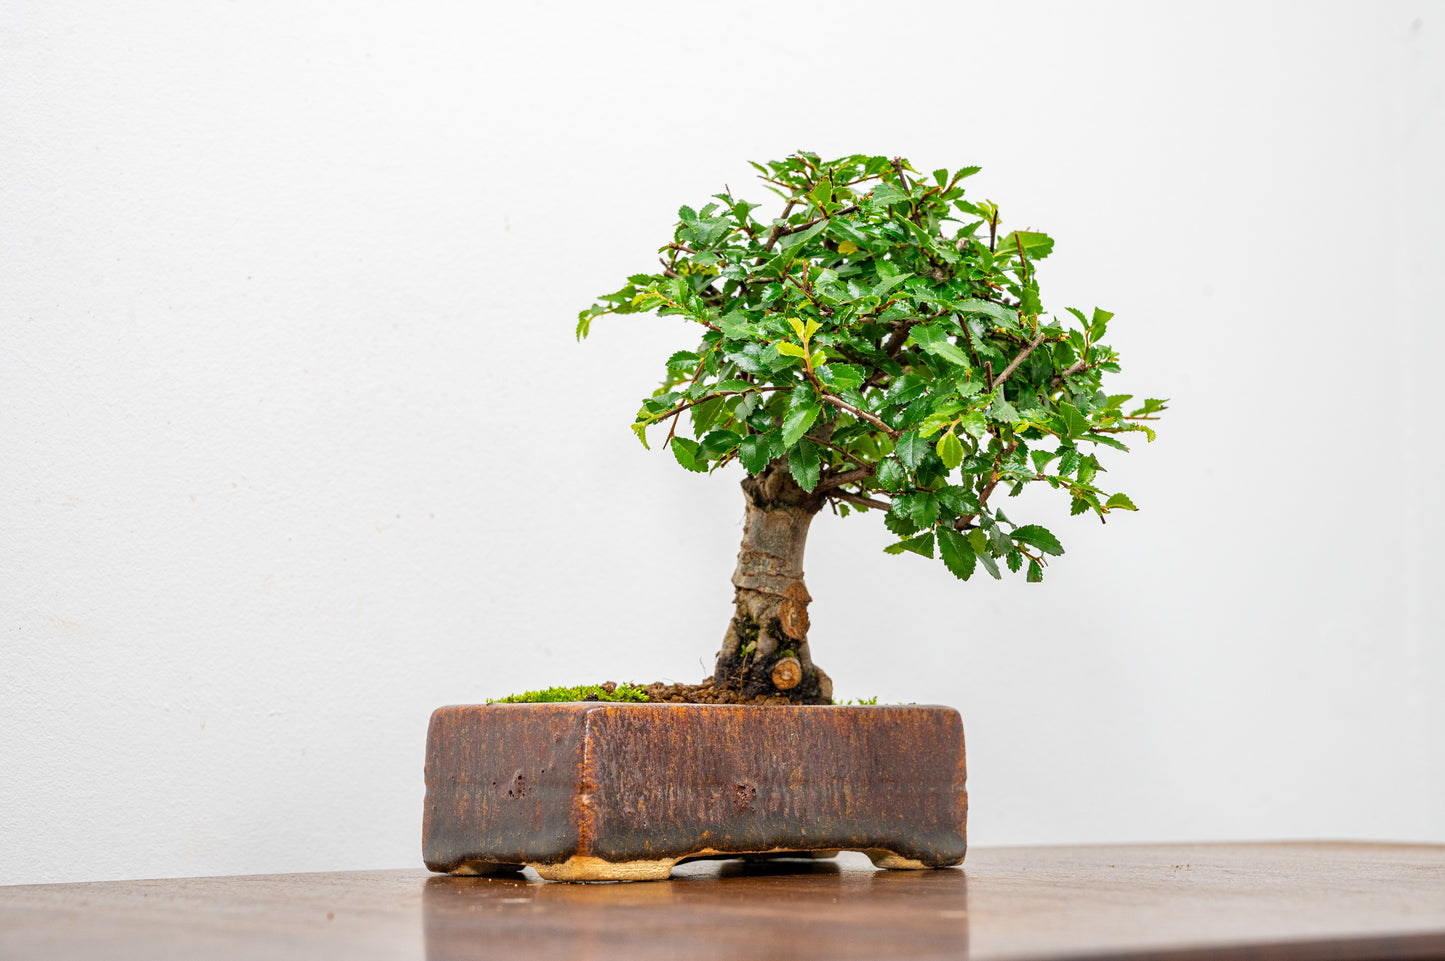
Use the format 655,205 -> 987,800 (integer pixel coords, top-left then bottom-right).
714,463 -> 833,703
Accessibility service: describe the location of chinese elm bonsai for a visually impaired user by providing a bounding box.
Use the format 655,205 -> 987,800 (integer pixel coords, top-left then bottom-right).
579,151 -> 1164,705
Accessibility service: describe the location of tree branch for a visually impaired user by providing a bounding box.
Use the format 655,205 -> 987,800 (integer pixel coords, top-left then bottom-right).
810,435 -> 870,470
818,394 -> 899,439
818,465 -> 876,491
1051,359 -> 1092,387
831,490 -> 893,512
954,440 -> 1018,529
990,330 -> 1047,392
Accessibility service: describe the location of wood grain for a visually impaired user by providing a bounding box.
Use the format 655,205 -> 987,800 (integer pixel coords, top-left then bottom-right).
2,843 -> 1443,960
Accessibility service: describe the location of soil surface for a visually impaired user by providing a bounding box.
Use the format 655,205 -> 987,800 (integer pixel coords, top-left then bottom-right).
601,679 -> 799,706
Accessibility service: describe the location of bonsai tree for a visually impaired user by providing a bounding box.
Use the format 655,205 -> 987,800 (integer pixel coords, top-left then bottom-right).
579,152 -> 1164,705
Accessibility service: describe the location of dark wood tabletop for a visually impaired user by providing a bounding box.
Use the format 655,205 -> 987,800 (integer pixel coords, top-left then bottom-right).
2,843 -> 1443,960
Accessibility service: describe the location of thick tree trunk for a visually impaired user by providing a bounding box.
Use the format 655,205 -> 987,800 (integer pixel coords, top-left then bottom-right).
714,463 -> 833,703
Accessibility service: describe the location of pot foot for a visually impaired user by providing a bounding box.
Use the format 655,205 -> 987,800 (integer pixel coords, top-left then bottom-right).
531,856 -> 680,883
864,849 -> 932,870
448,859 -> 524,876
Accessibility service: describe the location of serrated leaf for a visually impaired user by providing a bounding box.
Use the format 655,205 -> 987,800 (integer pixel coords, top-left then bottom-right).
809,177 -> 833,206
937,431 -> 964,470
1059,447 -> 1080,476
701,430 -> 741,458
738,434 -> 771,473
885,504 -> 920,537
777,220 -> 827,251
1058,403 -> 1090,440
691,397 -> 724,435
907,491 -> 940,528
781,395 -> 821,447
670,437 -> 707,473
789,438 -> 821,491
1012,524 -> 1064,556
999,230 -> 1054,260
1026,559 -> 1044,582
1105,492 -> 1138,510
910,324 -> 972,368
937,528 -> 975,580
1083,433 -> 1131,452
954,298 -> 1019,329
990,394 -> 1021,423
776,341 -> 807,359
837,240 -> 860,254
958,410 -> 987,440
937,485 -> 979,515
894,430 -> 927,469
1006,549 -> 1023,573
817,363 -> 864,391
1031,449 -> 1061,472
869,182 -> 909,206
975,547 -> 1002,580
884,531 -> 935,558
877,458 -> 905,492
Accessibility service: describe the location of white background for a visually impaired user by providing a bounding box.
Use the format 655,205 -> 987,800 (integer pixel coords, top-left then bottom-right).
3,1 -> 1442,886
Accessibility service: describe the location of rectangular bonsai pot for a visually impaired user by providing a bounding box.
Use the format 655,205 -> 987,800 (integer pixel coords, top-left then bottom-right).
422,702 -> 967,881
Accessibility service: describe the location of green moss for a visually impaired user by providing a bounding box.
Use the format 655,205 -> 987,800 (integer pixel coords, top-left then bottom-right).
488,683 -> 649,704
839,696 -> 879,705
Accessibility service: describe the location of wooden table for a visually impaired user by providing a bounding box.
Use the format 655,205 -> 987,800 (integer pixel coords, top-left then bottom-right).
2,843 -> 1443,960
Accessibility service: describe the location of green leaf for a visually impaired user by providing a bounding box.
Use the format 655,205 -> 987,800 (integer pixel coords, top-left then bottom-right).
910,324 -> 972,368
877,458 -> 905,491
775,341 -> 808,359
1059,447 -> 1080,476
701,430 -> 741,459
885,504 -> 920,537
670,437 -> 707,473
975,547 -> 1001,580
907,491 -> 940,528
781,393 -> 822,447
777,220 -> 827,251
954,299 -> 1019,329
937,431 -> 964,470
789,438 -> 821,492
817,363 -> 864,391
1012,524 -> 1064,556
966,529 -> 987,554
809,177 -> 833,206
1058,403 -> 1090,440
1026,559 -> 1044,583
869,182 -> 909,206
894,430 -> 927,469
937,528 -> 975,581
738,434 -> 771,473
937,485 -> 979,515
884,531 -> 935,558
631,421 -> 651,449
999,230 -> 1054,260
989,394 -> 1021,423
958,410 -> 987,440
691,397 -> 724,435
1105,492 -> 1138,511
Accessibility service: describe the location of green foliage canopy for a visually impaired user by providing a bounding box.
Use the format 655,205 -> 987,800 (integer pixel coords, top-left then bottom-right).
580,152 -> 1164,583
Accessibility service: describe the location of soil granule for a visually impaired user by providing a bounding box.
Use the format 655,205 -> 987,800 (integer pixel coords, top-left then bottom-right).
604,680 -> 798,706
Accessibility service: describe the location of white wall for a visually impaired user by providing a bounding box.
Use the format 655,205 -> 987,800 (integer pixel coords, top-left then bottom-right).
2,1 -> 1442,886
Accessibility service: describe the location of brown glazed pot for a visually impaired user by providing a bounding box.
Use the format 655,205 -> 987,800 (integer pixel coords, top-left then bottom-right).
422,702 -> 967,882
